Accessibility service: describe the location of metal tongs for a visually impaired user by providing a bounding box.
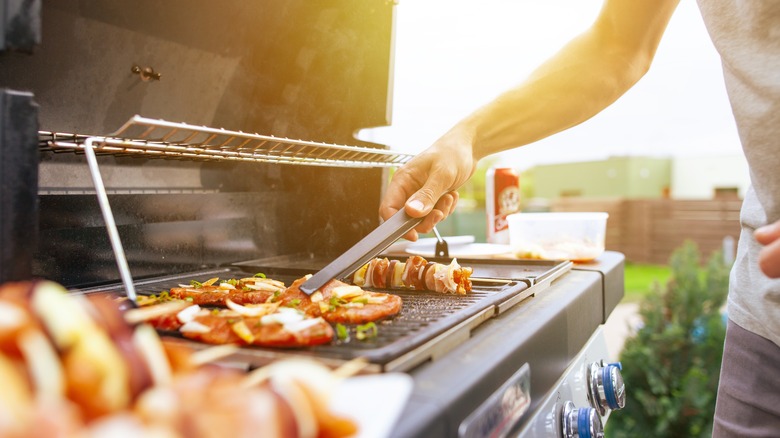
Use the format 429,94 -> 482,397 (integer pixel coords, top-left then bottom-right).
299,209 -> 424,295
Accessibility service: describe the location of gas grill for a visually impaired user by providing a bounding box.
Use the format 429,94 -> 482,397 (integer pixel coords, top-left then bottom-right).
1,1 -> 627,437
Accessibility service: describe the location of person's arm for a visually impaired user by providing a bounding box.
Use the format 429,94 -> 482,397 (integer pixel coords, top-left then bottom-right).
381,0 -> 680,240
756,221 -> 780,278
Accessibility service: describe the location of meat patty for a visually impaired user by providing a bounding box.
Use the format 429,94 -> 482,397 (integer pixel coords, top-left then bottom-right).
282,277 -> 402,325
182,313 -> 333,348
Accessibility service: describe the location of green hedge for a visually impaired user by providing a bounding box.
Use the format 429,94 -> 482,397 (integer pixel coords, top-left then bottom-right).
607,241 -> 730,437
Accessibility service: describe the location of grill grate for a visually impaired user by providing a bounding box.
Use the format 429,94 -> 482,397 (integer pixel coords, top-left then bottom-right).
39,115 -> 414,168
85,266 -> 539,372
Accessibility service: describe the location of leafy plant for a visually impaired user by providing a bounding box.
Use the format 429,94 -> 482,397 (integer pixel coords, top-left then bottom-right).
607,241 -> 730,437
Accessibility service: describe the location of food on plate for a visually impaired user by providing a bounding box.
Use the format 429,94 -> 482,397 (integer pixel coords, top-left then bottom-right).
0,280 -> 358,438
352,256 -> 473,295
513,239 -> 604,262
166,275 -> 285,306
281,276 -> 402,325
139,301 -> 334,347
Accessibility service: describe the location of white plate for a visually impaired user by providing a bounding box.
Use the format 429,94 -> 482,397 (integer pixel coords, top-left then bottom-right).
385,235 -> 474,255
329,373 -> 414,438
406,242 -> 512,258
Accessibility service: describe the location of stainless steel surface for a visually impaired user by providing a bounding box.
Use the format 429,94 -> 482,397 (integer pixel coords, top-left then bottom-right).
587,361 -> 625,415
300,209 -> 423,295
393,268 -> 610,438
561,401 -> 603,438
40,115 -> 414,168
516,327 -> 617,438
496,260 -> 572,314
83,139 -> 137,301
458,363 -> 531,438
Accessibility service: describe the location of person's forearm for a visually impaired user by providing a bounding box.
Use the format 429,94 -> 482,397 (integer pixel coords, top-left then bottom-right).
457,0 -> 679,160
466,36 -> 647,159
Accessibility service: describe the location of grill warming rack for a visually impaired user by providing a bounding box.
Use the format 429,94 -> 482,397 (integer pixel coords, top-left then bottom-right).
40,115 -> 414,168
38,115 -> 415,302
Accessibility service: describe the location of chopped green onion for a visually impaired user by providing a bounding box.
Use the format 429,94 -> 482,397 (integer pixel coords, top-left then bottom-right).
336,323 -> 349,341
189,280 -> 203,288
289,299 -> 301,307
328,295 -> 348,312
227,278 -> 239,286
185,297 -> 194,302
254,272 -> 267,278
330,296 -> 347,307
356,322 -> 378,341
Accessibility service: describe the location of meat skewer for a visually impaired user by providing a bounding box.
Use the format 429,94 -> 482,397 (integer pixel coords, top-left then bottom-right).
352,256 -> 473,295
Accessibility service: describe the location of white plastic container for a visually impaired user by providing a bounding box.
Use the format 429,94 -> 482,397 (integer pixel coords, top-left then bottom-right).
507,212 -> 608,262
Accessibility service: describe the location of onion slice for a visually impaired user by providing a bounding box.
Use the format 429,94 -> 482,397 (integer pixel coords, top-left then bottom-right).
242,282 -> 283,292
332,285 -> 364,300
179,321 -> 212,334
189,345 -> 240,367
283,317 -> 324,333
176,305 -> 201,324
124,301 -> 190,325
133,324 -> 172,386
261,308 -> 305,326
226,299 -> 279,317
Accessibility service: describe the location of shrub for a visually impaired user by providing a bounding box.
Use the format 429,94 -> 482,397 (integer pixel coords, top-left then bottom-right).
606,241 -> 730,437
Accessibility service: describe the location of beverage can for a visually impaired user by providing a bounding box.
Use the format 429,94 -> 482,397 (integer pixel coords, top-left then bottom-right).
486,167 -> 520,244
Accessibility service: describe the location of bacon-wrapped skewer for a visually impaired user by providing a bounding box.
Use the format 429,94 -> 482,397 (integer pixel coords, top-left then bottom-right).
352,256 -> 473,295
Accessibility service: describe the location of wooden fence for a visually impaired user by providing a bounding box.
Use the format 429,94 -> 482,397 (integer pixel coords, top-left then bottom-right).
551,198 -> 742,264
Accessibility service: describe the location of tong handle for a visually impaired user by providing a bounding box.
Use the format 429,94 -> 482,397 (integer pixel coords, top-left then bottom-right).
432,226 -> 449,258
299,209 -> 423,295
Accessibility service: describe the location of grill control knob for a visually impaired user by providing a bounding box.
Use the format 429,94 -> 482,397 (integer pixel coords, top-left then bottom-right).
561,401 -> 604,438
587,361 -> 625,415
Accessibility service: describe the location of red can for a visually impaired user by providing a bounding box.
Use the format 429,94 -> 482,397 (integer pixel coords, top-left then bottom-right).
486,167 -> 520,244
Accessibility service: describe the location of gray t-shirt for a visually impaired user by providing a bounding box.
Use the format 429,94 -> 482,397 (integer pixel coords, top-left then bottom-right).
697,0 -> 780,347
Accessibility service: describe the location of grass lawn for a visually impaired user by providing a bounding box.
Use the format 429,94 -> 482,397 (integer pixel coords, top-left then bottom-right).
623,263 -> 672,303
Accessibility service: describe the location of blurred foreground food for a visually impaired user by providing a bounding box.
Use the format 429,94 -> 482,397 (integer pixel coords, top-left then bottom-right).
0,280 -> 358,438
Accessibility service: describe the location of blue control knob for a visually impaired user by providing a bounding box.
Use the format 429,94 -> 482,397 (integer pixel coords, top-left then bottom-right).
587,361 -> 626,415
561,401 -> 604,438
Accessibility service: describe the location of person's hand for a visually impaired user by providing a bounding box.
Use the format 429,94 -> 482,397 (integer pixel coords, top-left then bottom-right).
755,220 -> 780,278
379,126 -> 478,241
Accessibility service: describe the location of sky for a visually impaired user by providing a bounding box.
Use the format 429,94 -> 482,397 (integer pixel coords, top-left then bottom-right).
357,0 -> 745,172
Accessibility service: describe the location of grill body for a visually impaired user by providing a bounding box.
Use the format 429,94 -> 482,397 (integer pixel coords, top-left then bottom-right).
0,2 -> 626,436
